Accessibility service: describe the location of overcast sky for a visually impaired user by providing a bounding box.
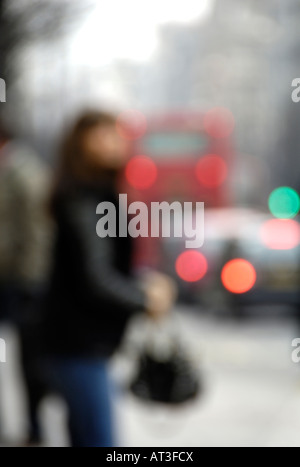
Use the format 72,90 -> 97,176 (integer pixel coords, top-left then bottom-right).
69,0 -> 215,65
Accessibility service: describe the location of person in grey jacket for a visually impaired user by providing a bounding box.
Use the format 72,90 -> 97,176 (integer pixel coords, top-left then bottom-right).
0,121 -> 53,444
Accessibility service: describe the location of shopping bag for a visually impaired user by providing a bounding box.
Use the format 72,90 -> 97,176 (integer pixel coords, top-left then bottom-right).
129,314 -> 202,405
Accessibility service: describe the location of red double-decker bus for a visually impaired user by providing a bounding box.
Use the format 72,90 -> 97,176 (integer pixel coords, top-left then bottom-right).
119,109 -> 235,270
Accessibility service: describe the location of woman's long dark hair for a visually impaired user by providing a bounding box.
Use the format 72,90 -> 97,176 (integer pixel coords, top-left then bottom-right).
51,110 -> 118,205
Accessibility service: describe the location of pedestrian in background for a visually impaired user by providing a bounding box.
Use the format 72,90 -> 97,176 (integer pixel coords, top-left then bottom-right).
0,121 -> 53,444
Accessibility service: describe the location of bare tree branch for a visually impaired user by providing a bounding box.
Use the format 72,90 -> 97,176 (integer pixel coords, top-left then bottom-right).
0,0 -> 91,84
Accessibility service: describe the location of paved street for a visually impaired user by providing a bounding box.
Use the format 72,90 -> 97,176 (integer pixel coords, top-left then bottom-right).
1,307 -> 300,447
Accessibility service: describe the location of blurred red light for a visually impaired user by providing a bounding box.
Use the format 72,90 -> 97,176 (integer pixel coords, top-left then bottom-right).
204,107 -> 235,139
260,219 -> 300,250
196,154 -> 228,188
221,259 -> 256,294
175,251 -> 208,282
116,109 -> 147,140
125,155 -> 157,190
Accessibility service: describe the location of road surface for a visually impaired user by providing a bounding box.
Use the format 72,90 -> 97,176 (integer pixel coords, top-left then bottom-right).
0,307 -> 300,447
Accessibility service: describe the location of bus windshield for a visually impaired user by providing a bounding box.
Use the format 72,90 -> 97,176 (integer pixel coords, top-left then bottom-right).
141,132 -> 209,158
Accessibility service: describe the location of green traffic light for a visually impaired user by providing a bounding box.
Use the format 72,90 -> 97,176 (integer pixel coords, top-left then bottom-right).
268,187 -> 300,219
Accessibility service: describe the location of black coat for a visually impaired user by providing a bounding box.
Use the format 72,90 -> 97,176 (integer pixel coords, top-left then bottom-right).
43,181 -> 146,358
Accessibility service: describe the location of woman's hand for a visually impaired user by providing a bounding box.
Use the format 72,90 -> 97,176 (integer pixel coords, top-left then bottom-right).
142,271 -> 177,320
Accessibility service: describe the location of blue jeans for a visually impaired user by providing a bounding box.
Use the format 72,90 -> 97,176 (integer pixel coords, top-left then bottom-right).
46,357 -> 115,447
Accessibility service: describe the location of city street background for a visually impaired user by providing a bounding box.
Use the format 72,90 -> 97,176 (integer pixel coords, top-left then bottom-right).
1,307 -> 300,447
1,0 -> 300,447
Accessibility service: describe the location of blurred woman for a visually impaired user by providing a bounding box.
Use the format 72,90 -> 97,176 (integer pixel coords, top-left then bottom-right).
43,110 -> 175,447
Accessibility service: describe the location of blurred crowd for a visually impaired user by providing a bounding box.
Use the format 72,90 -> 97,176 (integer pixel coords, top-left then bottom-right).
0,111 -> 177,447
